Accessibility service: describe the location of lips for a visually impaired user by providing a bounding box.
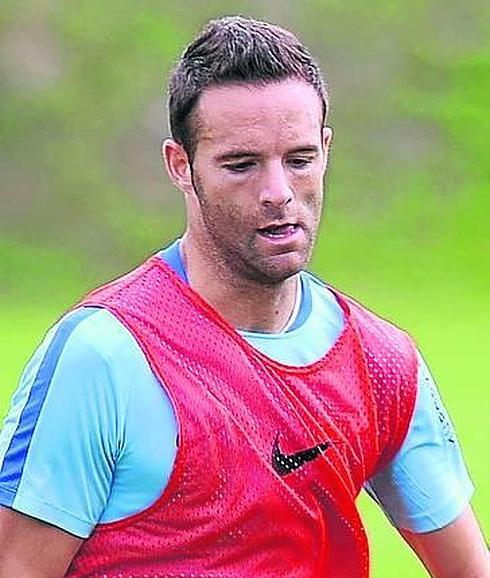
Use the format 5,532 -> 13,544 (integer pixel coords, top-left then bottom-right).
257,223 -> 300,239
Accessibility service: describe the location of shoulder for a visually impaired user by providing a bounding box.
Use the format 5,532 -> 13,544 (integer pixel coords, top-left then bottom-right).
40,306 -> 149,383
303,273 -> 416,356
340,290 -> 410,340
325,286 -> 419,467
327,287 -> 418,373
32,306 -> 157,420
59,307 -> 138,361
0,306 -> 149,482
367,352 -> 474,532
0,306 -> 160,537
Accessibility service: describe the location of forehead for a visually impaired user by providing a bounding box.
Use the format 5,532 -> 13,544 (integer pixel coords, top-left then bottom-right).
194,80 -> 324,153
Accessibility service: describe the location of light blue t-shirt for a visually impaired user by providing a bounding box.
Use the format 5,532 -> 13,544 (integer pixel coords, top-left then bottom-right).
0,241 -> 473,538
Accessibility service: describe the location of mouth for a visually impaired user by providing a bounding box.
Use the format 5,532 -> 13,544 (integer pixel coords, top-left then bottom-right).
257,223 -> 301,240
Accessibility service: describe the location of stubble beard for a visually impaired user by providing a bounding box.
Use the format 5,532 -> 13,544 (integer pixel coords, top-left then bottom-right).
192,176 -> 318,287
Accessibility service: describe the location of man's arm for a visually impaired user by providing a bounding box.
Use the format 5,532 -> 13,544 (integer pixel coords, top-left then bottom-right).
0,507 -> 82,578
401,505 -> 490,578
366,352 -> 488,575
0,309 -> 124,575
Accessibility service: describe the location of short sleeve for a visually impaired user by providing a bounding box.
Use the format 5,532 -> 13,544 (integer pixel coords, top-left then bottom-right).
0,307 -> 126,538
365,352 -> 474,533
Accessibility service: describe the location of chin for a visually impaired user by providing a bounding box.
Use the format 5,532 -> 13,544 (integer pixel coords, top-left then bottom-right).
247,255 -> 307,285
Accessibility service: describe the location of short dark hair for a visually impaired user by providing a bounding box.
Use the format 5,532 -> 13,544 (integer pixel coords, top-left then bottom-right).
168,16 -> 328,160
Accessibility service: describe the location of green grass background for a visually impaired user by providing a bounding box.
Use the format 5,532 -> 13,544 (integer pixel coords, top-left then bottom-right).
1,1 -> 489,575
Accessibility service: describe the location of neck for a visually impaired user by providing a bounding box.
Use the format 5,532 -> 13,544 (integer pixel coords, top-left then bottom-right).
180,235 -> 299,333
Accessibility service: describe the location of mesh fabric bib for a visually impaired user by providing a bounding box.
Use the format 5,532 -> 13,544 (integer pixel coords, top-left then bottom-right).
66,256 -> 417,578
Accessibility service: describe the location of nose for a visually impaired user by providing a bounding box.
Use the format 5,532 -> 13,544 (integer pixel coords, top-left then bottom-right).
259,161 -> 293,207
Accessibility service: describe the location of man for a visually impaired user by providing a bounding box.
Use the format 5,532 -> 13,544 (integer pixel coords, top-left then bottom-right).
0,16 -> 488,578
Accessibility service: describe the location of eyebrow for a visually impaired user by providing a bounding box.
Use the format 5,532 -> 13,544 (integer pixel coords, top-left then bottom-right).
215,150 -> 259,163
288,145 -> 320,155
215,145 -> 320,163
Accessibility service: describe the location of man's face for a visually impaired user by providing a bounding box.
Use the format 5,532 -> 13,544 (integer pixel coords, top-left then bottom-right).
188,79 -> 331,285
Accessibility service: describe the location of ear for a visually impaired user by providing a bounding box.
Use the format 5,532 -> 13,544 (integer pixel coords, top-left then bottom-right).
321,126 -> 333,170
161,139 -> 194,195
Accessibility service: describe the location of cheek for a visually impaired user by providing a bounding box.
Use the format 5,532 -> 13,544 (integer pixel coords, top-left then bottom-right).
203,196 -> 253,232
295,173 -> 323,207
205,180 -> 256,222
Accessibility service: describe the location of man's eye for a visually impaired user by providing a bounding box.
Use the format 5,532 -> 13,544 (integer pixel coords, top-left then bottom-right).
224,161 -> 255,173
288,157 -> 313,169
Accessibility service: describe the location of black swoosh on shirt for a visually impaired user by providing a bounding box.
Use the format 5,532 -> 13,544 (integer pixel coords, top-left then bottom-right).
272,434 -> 330,476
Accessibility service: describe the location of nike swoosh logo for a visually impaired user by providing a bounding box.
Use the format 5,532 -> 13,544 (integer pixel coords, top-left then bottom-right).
272,434 -> 330,476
